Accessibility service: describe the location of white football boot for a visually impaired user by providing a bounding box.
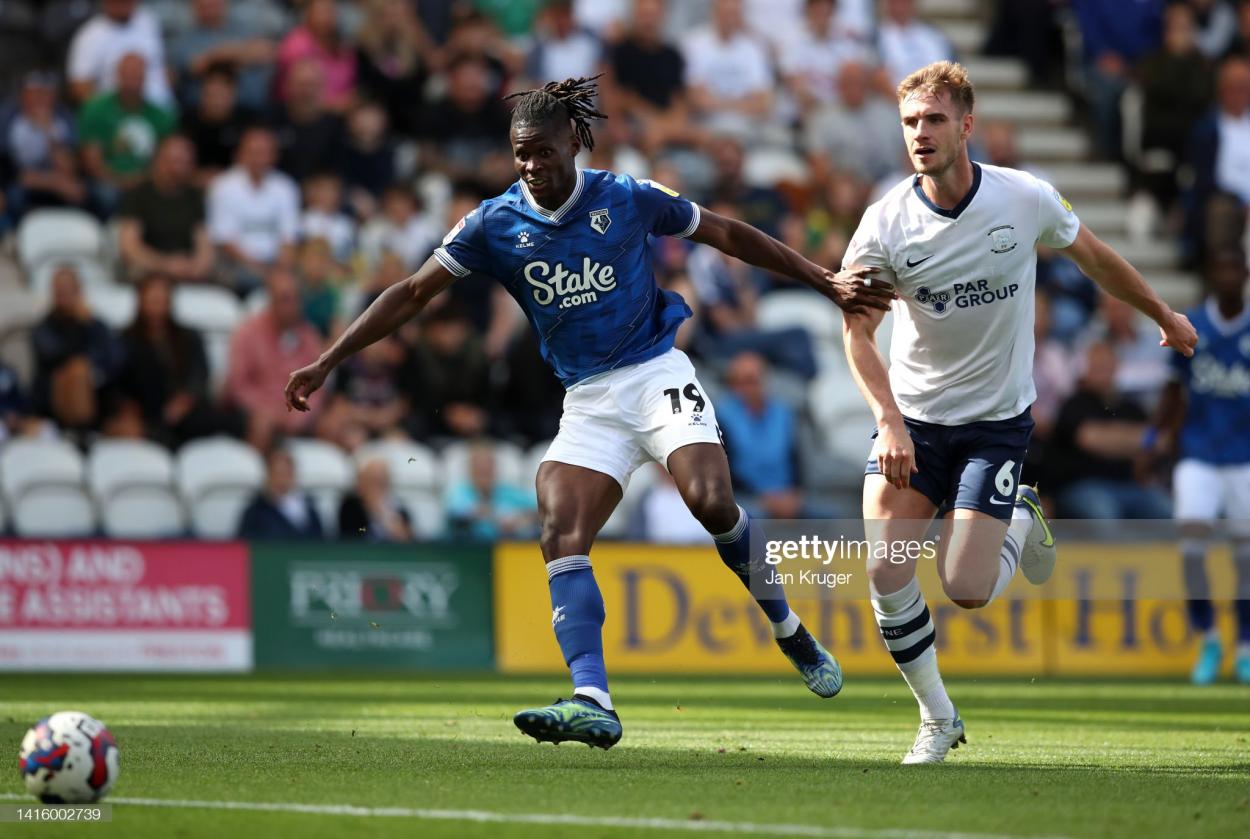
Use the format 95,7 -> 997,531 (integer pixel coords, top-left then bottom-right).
901,712 -> 966,765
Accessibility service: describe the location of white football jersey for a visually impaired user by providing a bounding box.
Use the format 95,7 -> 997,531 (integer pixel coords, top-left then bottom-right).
843,163 -> 1081,426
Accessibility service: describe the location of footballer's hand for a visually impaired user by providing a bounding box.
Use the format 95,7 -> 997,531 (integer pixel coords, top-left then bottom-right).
874,419 -> 918,490
284,360 -> 330,412
824,266 -> 897,314
1158,310 -> 1197,357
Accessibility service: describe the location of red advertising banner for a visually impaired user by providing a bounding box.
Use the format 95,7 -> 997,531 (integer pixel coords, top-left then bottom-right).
0,541 -> 252,671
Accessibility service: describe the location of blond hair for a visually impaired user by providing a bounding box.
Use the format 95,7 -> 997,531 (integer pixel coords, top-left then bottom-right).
897,61 -> 976,114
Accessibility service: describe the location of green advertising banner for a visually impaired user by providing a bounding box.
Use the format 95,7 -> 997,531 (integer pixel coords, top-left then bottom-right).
251,543 -> 493,669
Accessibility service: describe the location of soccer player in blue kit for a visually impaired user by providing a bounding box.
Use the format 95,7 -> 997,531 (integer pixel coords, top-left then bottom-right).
284,77 -> 895,749
1150,249 -> 1250,685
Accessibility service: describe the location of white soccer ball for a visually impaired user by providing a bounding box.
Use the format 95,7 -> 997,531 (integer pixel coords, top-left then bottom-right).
19,711 -> 120,803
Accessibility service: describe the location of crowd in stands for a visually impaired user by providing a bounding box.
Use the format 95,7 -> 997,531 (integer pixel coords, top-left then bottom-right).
0,0 -> 1241,540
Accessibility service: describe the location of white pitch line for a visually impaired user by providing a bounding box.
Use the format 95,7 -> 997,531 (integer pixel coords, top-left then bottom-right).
0,793 -> 1072,839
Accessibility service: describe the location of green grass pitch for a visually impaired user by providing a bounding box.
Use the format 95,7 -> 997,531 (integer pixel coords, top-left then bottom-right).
2,674 -> 1248,838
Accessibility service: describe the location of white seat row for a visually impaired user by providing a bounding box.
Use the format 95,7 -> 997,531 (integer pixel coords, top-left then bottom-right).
0,436 -> 548,540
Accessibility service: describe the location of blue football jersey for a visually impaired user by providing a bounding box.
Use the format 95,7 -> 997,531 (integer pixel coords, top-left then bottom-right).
433,168 -> 701,386
1171,299 -> 1250,464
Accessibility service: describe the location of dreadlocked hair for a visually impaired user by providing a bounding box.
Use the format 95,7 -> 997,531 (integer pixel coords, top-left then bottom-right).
505,74 -> 607,151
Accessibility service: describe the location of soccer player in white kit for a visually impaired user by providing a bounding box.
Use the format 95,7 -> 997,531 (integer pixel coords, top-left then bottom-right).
837,61 -> 1198,763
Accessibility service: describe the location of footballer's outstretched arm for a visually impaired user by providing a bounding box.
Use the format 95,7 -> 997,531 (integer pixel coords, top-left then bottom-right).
284,256 -> 458,411
1062,224 -> 1198,356
842,306 -> 917,490
688,208 -> 897,314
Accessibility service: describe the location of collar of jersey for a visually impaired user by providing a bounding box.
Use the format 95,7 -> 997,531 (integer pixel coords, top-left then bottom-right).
520,168 -> 585,223
1205,297 -> 1250,336
912,162 -> 982,220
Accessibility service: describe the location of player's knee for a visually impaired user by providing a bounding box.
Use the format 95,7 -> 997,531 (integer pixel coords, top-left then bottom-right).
538,507 -> 592,560
950,597 -> 989,610
683,478 -> 738,533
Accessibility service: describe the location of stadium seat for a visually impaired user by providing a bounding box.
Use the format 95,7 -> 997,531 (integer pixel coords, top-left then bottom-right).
354,440 -> 442,492
87,439 -> 176,497
82,284 -> 137,330
172,285 -> 242,334
99,488 -> 186,538
441,440 -> 526,489
757,290 -> 842,345
17,208 -> 105,274
744,147 -> 809,187
176,437 -> 265,539
288,439 -> 355,536
396,489 -> 446,539
0,438 -> 85,502
807,362 -> 861,432
29,256 -> 114,293
11,486 -> 96,537
522,441 -> 551,489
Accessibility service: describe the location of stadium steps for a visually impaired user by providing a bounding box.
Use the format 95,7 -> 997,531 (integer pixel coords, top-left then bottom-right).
1044,163 -> 1128,198
1016,128 -> 1091,162
976,91 -> 1072,125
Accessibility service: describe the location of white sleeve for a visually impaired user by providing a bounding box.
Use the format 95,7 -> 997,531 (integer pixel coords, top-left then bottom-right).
842,205 -> 892,272
66,22 -> 101,84
278,180 -> 300,244
206,180 -> 237,244
1036,177 -> 1081,249
743,40 -> 773,91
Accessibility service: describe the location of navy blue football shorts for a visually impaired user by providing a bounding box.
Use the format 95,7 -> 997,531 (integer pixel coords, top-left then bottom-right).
864,408 -> 1033,522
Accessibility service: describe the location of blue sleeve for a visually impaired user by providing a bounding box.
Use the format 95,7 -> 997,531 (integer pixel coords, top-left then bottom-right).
433,203 -> 492,277
627,175 -> 702,239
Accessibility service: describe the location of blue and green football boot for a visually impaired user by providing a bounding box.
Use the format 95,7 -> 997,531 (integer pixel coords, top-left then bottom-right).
776,624 -> 843,698
513,696 -> 623,749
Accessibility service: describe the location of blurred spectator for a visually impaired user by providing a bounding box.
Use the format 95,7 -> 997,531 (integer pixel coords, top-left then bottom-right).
1082,294 -> 1173,404
472,0 -> 545,39
1187,0 -> 1238,59
803,61 -> 903,185
442,10 -> 522,93
0,72 -> 88,220
300,172 -> 356,263
445,441 -> 538,540
716,351 -> 814,519
1139,3 -> 1215,203
681,0 -> 774,140
779,0 -> 875,111
112,273 -> 239,446
30,265 -> 123,432
707,136 -> 786,239
1186,55 -> 1250,265
1071,0 -> 1164,160
295,237 -> 344,338
527,0 -> 603,85
338,457 -> 413,541
237,446 -> 324,539
1051,340 -> 1172,520
1226,0 -> 1250,58
271,58 -> 347,182
744,0 -> 874,42
983,0 -> 1063,87
574,0 -> 629,42
687,198 -> 817,379
1032,292 -> 1076,434
407,301 -> 491,441
223,268 -> 323,448
636,464 -> 708,543
1037,245 -> 1099,340
603,0 -> 697,156
351,249 -> 409,316
169,0 -> 276,111
877,0 -> 955,87
318,333 -> 412,451
355,0 -> 434,136
66,0 -> 172,107
417,54 -> 513,189
357,185 -> 439,271
804,171 -> 872,273
181,64 -> 253,185
78,52 -> 176,214
275,0 -> 357,112
338,101 -> 396,218
117,135 -> 213,283
493,328 -> 564,446
207,127 -> 299,294
0,361 -> 43,443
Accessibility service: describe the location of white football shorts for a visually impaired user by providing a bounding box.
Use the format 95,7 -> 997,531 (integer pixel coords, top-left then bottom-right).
541,348 -> 722,490
1173,458 -> 1250,535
